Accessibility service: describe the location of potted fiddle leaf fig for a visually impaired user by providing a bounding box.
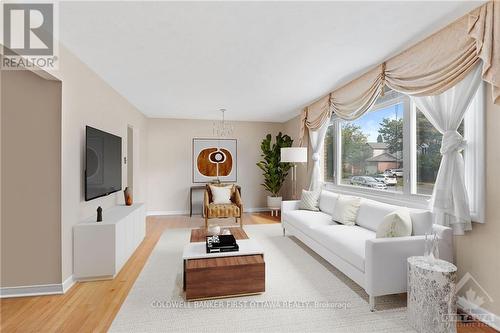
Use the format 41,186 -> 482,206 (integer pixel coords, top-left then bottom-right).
256,132 -> 293,210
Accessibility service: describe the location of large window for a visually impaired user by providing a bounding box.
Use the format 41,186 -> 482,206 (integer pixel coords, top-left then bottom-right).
340,93 -> 406,192
323,85 -> 485,221
324,89 -> 408,192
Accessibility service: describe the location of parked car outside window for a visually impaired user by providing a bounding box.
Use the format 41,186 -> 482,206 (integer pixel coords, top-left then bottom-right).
375,174 -> 397,186
350,176 -> 387,189
384,168 -> 403,177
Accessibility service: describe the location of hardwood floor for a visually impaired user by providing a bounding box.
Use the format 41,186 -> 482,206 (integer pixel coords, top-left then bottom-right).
1,212 -> 496,333
0,213 -> 279,333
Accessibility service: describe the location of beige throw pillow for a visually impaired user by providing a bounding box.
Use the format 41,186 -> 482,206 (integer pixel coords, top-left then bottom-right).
332,195 -> 361,226
376,209 -> 412,238
210,185 -> 233,204
299,189 -> 321,211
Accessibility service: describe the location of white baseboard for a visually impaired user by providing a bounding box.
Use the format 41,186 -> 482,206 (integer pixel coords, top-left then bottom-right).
244,207 -> 271,213
147,207 -> 271,216
62,275 -> 76,293
0,275 -> 76,298
0,284 -> 63,298
147,210 -> 189,216
458,297 -> 500,331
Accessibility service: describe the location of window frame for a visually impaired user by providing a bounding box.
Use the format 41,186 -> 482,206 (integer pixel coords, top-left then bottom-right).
323,83 -> 485,222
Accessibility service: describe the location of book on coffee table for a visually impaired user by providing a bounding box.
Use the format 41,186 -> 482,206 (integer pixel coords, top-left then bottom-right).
206,235 -> 239,253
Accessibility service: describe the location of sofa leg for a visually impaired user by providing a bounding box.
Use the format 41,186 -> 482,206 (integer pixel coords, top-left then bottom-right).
204,216 -> 208,229
239,216 -> 243,228
369,295 -> 375,312
282,227 -> 285,236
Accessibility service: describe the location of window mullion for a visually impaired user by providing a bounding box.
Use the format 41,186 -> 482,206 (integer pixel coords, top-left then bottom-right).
402,98 -> 411,196
335,119 -> 342,186
464,82 -> 485,222
410,100 -> 417,195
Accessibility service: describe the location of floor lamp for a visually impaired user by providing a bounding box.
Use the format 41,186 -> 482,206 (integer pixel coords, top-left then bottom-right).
280,147 -> 308,200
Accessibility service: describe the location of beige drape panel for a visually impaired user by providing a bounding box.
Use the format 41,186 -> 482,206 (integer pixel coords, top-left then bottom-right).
469,2 -> 500,103
298,95 -> 331,146
298,1 -> 499,145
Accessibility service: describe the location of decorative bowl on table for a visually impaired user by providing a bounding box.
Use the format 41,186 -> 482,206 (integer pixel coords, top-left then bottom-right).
207,226 -> 221,235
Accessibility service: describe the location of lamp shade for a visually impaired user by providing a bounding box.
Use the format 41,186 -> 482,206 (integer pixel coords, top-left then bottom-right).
280,147 -> 307,163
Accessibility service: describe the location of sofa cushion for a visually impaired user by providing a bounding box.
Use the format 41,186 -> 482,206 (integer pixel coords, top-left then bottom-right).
355,198 -> 433,235
283,210 -> 336,232
356,199 -> 399,232
332,195 -> 362,226
409,210 -> 433,235
299,189 -> 321,211
318,190 -> 339,215
311,225 -> 376,271
376,209 -> 412,238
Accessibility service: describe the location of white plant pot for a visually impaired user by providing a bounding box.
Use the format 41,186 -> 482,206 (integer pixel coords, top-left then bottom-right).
267,196 -> 282,210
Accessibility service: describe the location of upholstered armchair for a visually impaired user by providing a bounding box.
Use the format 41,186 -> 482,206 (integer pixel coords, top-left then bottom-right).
203,184 -> 243,228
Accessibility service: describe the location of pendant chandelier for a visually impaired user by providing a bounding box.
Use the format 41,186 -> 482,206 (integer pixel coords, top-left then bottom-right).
212,108 -> 234,137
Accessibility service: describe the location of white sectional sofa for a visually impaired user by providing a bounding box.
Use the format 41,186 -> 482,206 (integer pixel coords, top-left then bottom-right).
281,190 -> 453,311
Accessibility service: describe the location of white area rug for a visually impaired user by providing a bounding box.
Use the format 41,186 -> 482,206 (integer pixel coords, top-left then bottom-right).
110,224 -> 415,333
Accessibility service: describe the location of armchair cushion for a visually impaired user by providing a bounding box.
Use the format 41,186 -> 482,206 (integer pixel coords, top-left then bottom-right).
209,184 -> 233,204
207,203 -> 240,218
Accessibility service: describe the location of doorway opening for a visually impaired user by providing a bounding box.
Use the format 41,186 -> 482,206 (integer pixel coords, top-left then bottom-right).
127,125 -> 134,191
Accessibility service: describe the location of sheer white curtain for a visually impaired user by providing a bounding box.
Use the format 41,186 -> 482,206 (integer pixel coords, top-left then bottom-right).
308,121 -> 329,191
411,64 -> 482,235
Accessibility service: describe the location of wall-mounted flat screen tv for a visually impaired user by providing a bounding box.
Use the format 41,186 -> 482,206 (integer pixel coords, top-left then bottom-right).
85,126 -> 122,201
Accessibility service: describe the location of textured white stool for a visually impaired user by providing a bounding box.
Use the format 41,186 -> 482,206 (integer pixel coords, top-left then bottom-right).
407,256 -> 457,333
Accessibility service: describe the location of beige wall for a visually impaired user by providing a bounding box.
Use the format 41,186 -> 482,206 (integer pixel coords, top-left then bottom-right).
454,85 -> 500,316
146,118 -> 283,213
1,70 -> 62,286
54,46 -> 148,282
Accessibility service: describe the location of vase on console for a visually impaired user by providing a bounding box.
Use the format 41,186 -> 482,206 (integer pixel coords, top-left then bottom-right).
124,187 -> 133,206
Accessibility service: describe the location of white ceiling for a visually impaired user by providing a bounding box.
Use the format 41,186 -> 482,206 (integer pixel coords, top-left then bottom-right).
59,1 -> 484,122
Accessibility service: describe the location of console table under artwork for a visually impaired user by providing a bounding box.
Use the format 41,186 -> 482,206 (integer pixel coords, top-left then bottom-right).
407,256 -> 457,333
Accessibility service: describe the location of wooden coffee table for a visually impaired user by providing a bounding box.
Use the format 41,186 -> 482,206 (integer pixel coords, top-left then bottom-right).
183,227 -> 265,300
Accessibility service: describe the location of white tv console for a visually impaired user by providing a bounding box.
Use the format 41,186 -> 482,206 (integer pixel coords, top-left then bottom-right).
74,203 -> 146,280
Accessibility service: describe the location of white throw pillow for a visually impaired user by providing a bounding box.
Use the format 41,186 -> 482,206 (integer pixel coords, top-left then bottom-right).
331,195 -> 361,226
210,185 -> 233,204
299,189 -> 321,211
409,210 -> 433,235
376,209 -> 413,238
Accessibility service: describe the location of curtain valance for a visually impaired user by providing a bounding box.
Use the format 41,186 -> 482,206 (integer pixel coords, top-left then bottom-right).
298,95 -> 331,146
298,1 -> 499,145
